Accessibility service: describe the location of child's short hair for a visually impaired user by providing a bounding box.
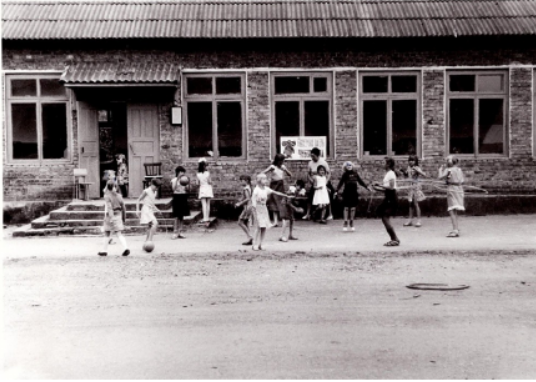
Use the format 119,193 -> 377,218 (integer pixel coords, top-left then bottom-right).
317,165 -> 327,174
197,158 -> 207,173
384,157 -> 395,170
447,155 -> 459,165
256,173 -> 267,183
239,174 -> 251,184
408,155 -> 419,166
342,161 -> 353,170
151,178 -> 162,187
273,153 -> 286,166
311,147 -> 321,157
175,166 -> 186,176
295,179 -> 306,188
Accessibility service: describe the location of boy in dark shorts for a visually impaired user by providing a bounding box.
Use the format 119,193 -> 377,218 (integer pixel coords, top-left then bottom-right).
170,166 -> 190,239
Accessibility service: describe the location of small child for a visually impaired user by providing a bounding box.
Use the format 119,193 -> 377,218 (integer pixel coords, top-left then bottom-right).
263,153 -> 292,227
372,157 -> 400,246
251,173 -> 293,251
170,166 -> 190,239
235,175 -> 253,246
279,186 -> 303,242
197,158 -> 213,226
438,155 -> 464,237
335,161 -> 372,232
99,180 -> 130,257
136,178 -> 162,245
312,165 -> 330,224
115,153 -> 129,198
402,155 -> 427,227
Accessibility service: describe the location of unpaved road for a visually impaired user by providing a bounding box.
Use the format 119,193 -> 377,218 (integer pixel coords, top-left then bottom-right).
3,251 -> 536,379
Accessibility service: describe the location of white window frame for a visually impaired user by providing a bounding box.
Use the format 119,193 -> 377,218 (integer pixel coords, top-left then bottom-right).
359,71 -> 422,159
5,73 -> 71,164
446,70 -> 509,158
271,72 -> 334,158
183,73 -> 246,160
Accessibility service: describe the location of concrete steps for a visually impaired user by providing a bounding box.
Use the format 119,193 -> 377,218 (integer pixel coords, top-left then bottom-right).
13,198 -> 218,237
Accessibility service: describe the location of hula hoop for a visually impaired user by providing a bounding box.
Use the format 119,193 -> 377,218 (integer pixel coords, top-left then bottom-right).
406,283 -> 470,291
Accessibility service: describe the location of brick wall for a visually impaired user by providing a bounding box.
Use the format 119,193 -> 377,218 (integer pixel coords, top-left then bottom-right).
3,38 -> 536,202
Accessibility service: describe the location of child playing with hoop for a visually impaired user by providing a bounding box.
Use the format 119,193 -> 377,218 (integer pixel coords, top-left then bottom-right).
401,155 -> 427,228
438,155 -> 465,237
372,157 -> 400,246
235,175 -> 253,246
251,173 -> 294,251
263,153 -> 292,227
335,161 -> 372,232
136,178 -> 162,245
170,166 -> 190,239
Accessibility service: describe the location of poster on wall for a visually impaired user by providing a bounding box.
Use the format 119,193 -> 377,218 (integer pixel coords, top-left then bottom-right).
280,136 -> 327,160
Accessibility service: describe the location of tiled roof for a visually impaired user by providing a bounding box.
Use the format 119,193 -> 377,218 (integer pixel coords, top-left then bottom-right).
60,63 -> 181,83
3,0 -> 536,40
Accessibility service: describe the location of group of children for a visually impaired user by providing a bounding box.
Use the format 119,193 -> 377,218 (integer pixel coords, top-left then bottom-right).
99,148 -> 466,255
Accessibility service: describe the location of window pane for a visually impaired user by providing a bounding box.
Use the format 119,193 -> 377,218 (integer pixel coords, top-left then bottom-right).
275,101 -> 300,153
215,77 -> 241,94
42,104 -> 68,159
304,101 -> 330,155
187,78 -> 212,95
362,76 -> 388,93
391,76 -> 417,93
449,99 -> 474,154
187,102 -> 213,157
217,102 -> 242,157
478,75 -> 504,93
313,77 -> 328,92
274,77 -> 309,94
392,100 -> 417,155
11,103 -> 38,159
11,79 -> 37,97
363,100 -> 387,155
449,75 -> 475,92
479,99 -> 504,154
40,79 -> 66,97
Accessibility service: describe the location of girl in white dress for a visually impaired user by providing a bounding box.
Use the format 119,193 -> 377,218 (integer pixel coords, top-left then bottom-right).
312,165 -> 330,224
251,173 -> 293,251
438,155 -> 465,238
196,158 -> 213,225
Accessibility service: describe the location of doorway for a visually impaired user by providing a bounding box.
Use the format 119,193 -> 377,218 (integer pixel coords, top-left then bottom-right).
98,103 -> 128,197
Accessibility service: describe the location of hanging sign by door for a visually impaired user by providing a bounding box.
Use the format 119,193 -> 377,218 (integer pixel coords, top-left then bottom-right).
280,136 -> 326,160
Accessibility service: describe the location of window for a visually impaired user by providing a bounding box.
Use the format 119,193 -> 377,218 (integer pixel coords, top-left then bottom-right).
272,73 -> 332,156
184,74 -> 245,158
447,71 -> 508,156
6,75 -> 69,162
360,72 -> 421,157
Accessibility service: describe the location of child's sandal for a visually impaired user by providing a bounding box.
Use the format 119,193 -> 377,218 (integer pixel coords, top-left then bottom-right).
446,231 -> 460,238
383,240 -> 400,247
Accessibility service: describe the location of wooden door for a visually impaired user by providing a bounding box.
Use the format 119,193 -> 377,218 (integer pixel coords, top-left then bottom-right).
127,104 -> 159,197
77,102 -> 100,199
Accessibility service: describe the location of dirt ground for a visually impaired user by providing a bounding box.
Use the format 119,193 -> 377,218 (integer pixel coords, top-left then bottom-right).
3,246 -> 536,379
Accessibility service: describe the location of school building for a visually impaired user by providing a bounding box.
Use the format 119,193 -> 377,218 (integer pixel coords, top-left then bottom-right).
3,0 -> 536,220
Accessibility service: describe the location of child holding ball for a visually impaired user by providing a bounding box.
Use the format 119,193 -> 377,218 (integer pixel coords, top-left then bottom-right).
170,166 -> 190,239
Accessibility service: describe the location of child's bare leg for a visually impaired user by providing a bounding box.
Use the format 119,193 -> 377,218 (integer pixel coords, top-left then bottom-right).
327,204 -> 333,219
173,218 -> 179,234
280,219 -> 288,240
116,232 -> 128,249
253,226 -> 261,248
101,231 -> 111,252
288,219 -> 296,239
177,218 -> 184,237
206,199 -> 211,222
272,211 -> 279,226
201,199 -> 208,221
449,210 -> 459,231
320,206 -> 327,222
147,221 -> 157,241
382,216 -> 399,242
405,200 -> 414,225
349,207 -> 356,229
414,200 -> 421,220
259,227 -> 266,249
343,207 -> 349,226
238,219 -> 252,239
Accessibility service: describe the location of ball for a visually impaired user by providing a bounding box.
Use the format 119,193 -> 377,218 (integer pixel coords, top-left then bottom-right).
143,241 -> 155,253
179,175 -> 190,186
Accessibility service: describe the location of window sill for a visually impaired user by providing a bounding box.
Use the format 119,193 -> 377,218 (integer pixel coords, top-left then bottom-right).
6,159 -> 72,166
